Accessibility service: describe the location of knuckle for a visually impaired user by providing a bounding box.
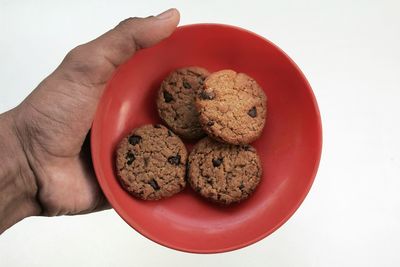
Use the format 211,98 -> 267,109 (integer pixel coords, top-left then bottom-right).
116,17 -> 141,29
63,45 -> 102,76
65,45 -> 86,62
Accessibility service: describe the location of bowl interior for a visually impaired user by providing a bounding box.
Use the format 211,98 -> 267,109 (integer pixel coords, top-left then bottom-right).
91,24 -> 322,253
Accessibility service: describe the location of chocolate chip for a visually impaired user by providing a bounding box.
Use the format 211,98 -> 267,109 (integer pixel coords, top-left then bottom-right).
182,80 -> 191,89
163,91 -> 173,103
187,70 -> 199,76
149,179 -> 160,191
212,158 -> 223,167
168,155 -> 181,165
239,183 -> 245,190
207,121 -> 215,126
168,81 -> 177,86
154,124 -> 162,128
200,90 -> 215,100
248,106 -> 257,118
167,130 -> 173,136
128,135 -> 142,145
125,152 -> 135,165
195,186 -> 201,192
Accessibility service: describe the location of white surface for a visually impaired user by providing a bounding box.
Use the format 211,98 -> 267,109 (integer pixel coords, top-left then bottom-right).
1,0 -> 400,266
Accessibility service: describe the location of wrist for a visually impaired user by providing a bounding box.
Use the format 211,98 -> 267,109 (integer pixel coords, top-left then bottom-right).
0,109 -> 41,233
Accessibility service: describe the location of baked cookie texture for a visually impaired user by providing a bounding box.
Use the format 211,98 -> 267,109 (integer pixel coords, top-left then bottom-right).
116,124 -> 187,200
188,137 -> 262,205
157,67 -> 210,139
196,69 -> 267,145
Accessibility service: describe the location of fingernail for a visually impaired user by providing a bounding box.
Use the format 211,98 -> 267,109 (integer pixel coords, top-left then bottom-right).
156,8 -> 175,20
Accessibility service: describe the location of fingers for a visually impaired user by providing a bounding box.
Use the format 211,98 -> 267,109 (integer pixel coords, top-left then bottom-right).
58,8 -> 180,86
91,193 -> 112,213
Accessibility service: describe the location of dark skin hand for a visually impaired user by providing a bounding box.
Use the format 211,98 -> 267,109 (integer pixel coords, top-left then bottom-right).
0,8 -> 180,233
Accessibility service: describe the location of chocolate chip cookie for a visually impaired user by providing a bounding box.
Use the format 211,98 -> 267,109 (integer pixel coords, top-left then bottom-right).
116,124 -> 187,200
196,69 -> 267,145
188,137 -> 262,205
157,67 -> 210,139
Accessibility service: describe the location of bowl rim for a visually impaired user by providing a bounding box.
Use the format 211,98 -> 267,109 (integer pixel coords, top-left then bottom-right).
91,22 -> 323,254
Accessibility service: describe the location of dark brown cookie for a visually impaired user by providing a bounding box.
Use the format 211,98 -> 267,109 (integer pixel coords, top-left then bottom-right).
196,69 -> 267,145
188,137 -> 262,205
157,67 -> 210,139
116,124 -> 187,200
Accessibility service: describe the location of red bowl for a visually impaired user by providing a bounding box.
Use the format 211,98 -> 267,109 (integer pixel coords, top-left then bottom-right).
91,23 -> 322,253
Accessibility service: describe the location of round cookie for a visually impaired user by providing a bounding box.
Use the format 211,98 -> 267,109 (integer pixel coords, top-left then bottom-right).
157,66 -> 210,139
188,137 -> 262,205
196,69 -> 267,145
116,124 -> 187,200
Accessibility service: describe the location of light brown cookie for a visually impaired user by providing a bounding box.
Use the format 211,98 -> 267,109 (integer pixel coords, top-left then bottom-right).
196,69 -> 267,145
188,137 -> 262,205
116,124 -> 187,200
157,67 -> 210,139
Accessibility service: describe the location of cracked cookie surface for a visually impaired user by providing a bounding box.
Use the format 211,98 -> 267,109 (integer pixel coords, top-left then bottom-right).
188,137 -> 262,205
196,69 -> 267,145
116,124 -> 187,200
157,67 -> 209,139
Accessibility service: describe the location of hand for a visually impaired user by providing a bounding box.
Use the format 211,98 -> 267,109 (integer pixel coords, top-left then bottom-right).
0,8 -> 180,228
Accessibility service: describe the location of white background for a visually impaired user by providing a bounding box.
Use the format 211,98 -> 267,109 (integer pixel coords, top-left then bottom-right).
1,0 -> 400,266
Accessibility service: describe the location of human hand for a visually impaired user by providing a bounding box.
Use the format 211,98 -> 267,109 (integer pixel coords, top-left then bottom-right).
0,8 -> 179,227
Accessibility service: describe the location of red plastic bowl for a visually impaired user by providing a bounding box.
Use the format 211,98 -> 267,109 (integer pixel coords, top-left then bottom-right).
91,24 -> 322,253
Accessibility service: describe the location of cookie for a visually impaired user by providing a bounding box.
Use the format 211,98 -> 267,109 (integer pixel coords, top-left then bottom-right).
196,69 -> 267,145
188,137 -> 262,205
116,124 -> 187,200
157,67 -> 210,139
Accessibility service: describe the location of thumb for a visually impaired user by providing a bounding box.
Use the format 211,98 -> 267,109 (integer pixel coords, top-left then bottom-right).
88,8 -> 180,65
58,8 -> 180,85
